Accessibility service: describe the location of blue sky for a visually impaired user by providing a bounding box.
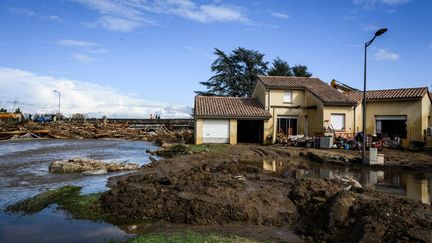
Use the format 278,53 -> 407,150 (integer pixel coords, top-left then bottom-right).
0,0 -> 431,117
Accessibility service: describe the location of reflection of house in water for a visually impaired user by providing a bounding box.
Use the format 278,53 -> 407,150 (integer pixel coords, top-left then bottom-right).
261,159 -> 432,205
405,174 -> 430,205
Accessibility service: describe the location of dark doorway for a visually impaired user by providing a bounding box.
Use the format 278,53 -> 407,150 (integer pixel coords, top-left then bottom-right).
377,119 -> 407,139
237,120 -> 263,143
277,117 -> 298,135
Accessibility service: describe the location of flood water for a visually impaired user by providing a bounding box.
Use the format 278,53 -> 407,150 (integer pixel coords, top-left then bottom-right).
0,139 -> 159,243
249,159 -> 432,205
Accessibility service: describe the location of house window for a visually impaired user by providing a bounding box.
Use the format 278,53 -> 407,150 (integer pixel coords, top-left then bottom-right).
283,91 -> 292,103
277,116 -> 298,135
331,114 -> 345,131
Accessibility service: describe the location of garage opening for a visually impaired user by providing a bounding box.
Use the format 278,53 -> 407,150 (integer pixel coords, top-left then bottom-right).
376,115 -> 407,139
237,120 -> 263,143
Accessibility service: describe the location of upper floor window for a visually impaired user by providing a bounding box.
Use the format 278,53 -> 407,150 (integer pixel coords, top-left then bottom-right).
283,91 -> 292,103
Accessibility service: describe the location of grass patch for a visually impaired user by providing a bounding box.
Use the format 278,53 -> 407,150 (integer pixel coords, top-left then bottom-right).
7,186 -> 81,214
6,185 -> 109,221
187,144 -> 228,154
128,231 -> 256,243
57,192 -> 108,221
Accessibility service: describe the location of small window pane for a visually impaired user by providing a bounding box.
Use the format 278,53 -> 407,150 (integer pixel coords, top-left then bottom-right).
331,114 -> 345,131
283,91 -> 292,103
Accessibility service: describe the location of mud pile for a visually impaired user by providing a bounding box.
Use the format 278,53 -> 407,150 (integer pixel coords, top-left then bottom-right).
290,178 -> 432,242
49,157 -> 139,173
101,157 -> 432,242
102,161 -> 297,225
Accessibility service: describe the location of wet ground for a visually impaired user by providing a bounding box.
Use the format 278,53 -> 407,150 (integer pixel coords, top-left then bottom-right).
0,139 -> 158,243
1,141 -> 432,242
248,158 -> 432,205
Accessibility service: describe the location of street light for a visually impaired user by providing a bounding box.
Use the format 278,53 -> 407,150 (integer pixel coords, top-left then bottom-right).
362,28 -> 388,164
53,90 -> 61,115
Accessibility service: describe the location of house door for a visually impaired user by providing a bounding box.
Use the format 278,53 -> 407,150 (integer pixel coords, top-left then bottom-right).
277,116 -> 298,135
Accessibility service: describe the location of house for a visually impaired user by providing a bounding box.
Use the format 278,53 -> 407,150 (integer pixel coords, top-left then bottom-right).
194,75 -> 432,146
345,87 -> 432,146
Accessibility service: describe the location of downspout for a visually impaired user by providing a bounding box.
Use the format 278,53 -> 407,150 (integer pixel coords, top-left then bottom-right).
353,104 -> 357,133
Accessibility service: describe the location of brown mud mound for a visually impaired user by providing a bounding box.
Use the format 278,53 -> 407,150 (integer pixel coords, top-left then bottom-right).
102,161 -> 297,225
290,178 -> 432,243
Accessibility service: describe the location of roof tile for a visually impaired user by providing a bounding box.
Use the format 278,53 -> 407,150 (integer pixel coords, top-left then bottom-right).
258,76 -> 357,105
195,96 -> 271,119
346,87 -> 428,102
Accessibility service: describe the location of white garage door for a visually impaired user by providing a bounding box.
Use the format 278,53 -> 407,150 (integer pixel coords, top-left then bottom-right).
203,120 -> 230,144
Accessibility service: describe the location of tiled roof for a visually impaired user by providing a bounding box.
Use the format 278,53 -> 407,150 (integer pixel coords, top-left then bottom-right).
195,96 -> 271,119
346,87 -> 429,103
257,76 -> 357,105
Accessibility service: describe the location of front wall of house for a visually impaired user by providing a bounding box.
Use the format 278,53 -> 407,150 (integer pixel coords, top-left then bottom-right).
251,81 -> 268,108
304,91 -> 324,136
195,118 -> 203,144
357,100 -> 423,142
421,95 -> 431,129
194,118 -> 237,145
323,106 -> 356,135
269,89 -> 305,107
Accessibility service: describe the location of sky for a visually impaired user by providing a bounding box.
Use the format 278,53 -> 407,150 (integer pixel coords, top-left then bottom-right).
0,0 -> 431,118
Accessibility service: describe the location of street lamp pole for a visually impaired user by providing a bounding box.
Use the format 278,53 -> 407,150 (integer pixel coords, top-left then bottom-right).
54,90 -> 61,115
362,28 -> 387,164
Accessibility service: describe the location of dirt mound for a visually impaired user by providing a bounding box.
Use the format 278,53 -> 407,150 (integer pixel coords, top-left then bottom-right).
289,178 -> 432,243
102,161 -> 297,225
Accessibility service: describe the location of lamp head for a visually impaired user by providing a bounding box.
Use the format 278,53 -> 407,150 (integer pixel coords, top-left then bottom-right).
375,28 -> 388,37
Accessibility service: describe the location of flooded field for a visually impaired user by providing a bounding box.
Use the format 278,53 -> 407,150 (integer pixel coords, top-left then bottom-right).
248,159 -> 432,205
0,139 -> 158,243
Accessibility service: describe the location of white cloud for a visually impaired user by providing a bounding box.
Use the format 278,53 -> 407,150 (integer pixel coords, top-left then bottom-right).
374,49 -> 400,61
0,67 -> 191,118
53,39 -> 108,55
362,23 -> 379,31
54,39 -> 99,47
75,0 -> 248,32
271,12 -> 290,19
71,53 -> 95,63
8,7 -> 63,22
353,0 -> 410,8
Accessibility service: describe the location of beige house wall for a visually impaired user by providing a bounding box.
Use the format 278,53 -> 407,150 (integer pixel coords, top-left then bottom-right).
304,92 -> 325,136
229,119 -> 237,145
323,106 -> 357,135
421,95 -> 431,132
194,118 -> 238,145
355,100 -> 423,142
195,118 -> 203,144
251,81 -> 268,109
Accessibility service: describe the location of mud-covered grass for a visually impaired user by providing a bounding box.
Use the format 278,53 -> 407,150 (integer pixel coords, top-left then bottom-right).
7,185 -> 81,214
187,144 -> 228,154
128,230 -> 256,243
6,185 -> 109,221
57,192 -> 108,221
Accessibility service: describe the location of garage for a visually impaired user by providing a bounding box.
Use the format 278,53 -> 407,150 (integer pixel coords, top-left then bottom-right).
202,119 -> 230,143
376,115 -> 407,139
237,120 -> 264,143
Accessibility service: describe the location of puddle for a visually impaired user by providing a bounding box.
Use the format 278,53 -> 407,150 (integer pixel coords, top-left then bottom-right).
0,205 -> 134,243
245,159 -> 432,205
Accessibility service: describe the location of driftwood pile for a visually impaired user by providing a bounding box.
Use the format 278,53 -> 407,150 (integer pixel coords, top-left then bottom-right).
0,121 -> 192,142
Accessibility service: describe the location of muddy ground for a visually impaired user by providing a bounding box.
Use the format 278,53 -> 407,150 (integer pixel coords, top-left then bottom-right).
102,145 -> 432,242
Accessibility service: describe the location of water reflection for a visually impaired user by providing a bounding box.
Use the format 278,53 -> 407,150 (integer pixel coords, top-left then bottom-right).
260,159 -> 432,205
